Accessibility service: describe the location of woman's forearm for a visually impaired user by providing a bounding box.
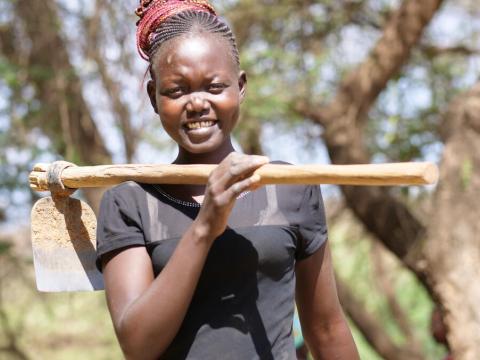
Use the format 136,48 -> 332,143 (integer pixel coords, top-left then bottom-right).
116,221 -> 215,360
304,316 -> 359,360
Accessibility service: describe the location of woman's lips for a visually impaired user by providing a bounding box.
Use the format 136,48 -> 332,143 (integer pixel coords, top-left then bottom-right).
184,120 -> 216,130
183,120 -> 220,141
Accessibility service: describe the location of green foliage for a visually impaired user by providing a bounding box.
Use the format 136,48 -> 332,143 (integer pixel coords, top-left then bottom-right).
0,57 -> 20,88
330,214 -> 448,359
461,158 -> 473,190
0,240 -> 12,255
227,1 -> 366,130
1,283 -> 121,359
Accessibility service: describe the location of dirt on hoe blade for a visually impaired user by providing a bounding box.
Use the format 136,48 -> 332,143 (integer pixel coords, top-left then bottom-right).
30,196 -> 104,292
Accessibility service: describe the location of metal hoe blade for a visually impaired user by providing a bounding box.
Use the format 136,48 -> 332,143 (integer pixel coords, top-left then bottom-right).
31,196 -> 104,292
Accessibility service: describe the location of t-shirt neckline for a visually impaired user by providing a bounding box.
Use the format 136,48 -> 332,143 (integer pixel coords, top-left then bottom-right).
152,184 -> 250,208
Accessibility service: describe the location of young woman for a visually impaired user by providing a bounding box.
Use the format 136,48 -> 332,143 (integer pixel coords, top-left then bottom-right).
96,1 -> 360,359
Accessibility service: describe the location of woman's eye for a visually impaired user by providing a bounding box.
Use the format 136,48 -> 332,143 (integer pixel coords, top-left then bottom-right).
208,83 -> 226,93
163,87 -> 184,97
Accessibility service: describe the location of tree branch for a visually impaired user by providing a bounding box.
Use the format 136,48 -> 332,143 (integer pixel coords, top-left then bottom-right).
12,0 -> 111,166
312,0 -> 444,126
7,0 -> 113,211
336,276 -> 423,360
84,0 -> 137,162
294,0 -> 444,273
370,241 -> 423,353
420,44 -> 480,58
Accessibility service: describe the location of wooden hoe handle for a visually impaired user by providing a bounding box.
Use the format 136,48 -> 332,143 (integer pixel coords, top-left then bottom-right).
29,162 -> 438,192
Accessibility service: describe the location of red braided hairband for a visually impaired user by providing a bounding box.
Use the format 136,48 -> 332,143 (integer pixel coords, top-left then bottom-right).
135,0 -> 217,60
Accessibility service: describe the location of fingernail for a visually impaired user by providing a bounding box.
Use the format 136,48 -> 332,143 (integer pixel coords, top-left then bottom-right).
255,156 -> 269,164
250,174 -> 261,183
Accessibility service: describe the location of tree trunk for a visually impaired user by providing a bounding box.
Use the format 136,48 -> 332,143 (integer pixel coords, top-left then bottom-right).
237,116 -> 264,155
295,0 -> 444,275
11,0 -> 112,211
422,83 -> 480,359
13,0 -> 111,166
84,0 -> 137,162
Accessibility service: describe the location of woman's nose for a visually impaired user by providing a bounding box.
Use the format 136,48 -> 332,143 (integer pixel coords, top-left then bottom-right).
186,94 -> 209,114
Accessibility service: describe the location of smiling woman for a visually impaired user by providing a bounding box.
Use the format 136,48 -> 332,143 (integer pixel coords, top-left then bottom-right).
147,34 -> 245,156
95,1 -> 359,359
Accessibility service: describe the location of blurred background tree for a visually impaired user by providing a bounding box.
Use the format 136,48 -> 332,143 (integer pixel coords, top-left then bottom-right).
1,0 -> 479,359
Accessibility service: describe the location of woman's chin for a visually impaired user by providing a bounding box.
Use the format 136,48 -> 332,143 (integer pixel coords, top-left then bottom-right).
180,131 -> 228,154
181,138 -> 225,155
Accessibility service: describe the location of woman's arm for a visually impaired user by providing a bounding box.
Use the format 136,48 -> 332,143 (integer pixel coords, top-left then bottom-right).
295,241 -> 360,360
102,153 -> 269,360
103,223 -> 214,360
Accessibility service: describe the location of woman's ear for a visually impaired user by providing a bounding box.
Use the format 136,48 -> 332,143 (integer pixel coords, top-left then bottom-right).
238,71 -> 247,103
147,80 -> 158,114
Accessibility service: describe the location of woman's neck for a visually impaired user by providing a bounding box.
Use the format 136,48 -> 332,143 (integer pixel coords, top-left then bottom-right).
163,139 -> 236,199
174,139 -> 236,165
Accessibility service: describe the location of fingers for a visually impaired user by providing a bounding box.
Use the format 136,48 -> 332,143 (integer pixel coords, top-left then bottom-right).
213,173 -> 261,206
228,154 -> 269,177
211,153 -> 269,191
231,173 -> 261,194
197,153 -> 269,239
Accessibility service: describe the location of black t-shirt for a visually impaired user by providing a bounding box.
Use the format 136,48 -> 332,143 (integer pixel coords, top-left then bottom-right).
96,181 -> 328,360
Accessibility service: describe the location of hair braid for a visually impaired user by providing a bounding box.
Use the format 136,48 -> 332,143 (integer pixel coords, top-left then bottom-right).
135,1 -> 239,67
150,10 -> 239,66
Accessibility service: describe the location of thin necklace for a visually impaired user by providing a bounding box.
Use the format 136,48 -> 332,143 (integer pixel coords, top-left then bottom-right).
153,185 -> 250,208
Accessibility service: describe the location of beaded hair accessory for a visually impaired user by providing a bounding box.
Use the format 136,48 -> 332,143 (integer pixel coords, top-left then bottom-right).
135,0 -> 217,60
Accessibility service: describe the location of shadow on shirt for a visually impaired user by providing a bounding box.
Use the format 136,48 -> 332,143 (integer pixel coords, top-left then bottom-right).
150,228 -> 276,360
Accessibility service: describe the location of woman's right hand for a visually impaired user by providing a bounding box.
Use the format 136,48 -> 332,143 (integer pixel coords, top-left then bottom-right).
194,152 -> 269,240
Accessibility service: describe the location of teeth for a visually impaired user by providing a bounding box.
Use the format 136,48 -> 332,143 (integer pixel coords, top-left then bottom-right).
186,121 -> 215,129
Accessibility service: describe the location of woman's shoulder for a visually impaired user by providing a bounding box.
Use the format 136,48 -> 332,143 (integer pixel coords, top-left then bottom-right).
101,181 -> 150,204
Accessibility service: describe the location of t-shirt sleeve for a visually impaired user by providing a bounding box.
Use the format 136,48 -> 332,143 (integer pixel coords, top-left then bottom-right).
96,188 -> 145,271
295,185 -> 328,261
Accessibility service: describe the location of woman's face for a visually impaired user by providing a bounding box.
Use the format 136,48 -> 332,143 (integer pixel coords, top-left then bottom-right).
148,33 -> 246,155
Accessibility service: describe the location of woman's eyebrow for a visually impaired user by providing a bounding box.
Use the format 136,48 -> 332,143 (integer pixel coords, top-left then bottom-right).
159,72 -> 229,86
202,72 -> 234,83
158,75 -> 186,85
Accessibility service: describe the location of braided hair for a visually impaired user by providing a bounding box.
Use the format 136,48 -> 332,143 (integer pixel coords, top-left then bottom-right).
135,0 -> 240,68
